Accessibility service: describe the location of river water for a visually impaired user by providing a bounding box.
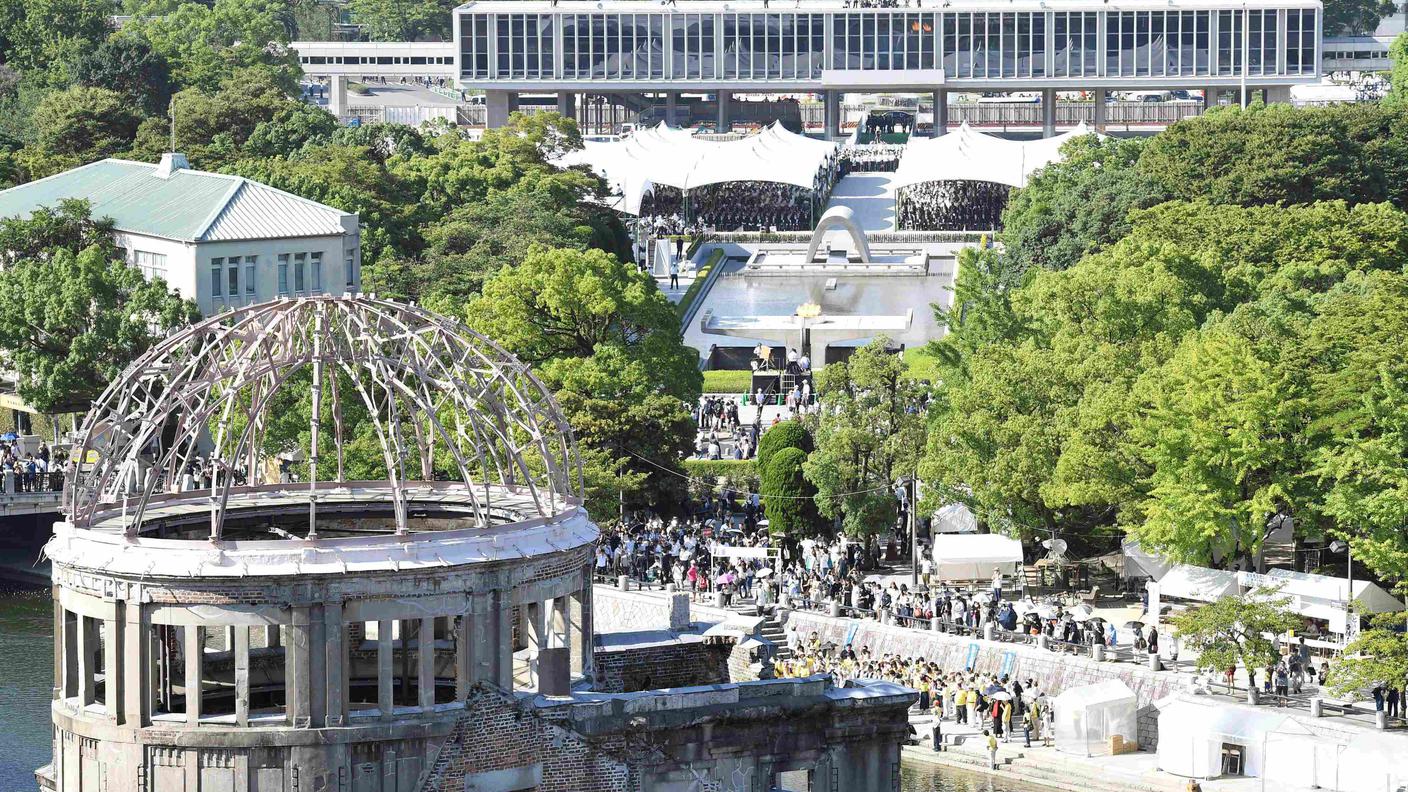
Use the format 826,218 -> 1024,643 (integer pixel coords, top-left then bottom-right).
0,589 -> 1042,792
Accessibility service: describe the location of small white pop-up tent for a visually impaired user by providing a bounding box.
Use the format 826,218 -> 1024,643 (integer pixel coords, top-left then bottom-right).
930,534 -> 1023,580
1052,680 -> 1139,757
931,502 -> 978,534
1158,698 -> 1320,781
1157,564 -> 1241,603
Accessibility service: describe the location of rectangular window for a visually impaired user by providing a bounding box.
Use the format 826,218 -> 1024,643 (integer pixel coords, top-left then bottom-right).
227,256 -> 240,301
278,254 -> 290,296
244,257 -> 256,298
134,250 -> 168,281
345,249 -> 357,290
311,253 -> 323,292
211,258 -> 224,299
295,253 -> 307,294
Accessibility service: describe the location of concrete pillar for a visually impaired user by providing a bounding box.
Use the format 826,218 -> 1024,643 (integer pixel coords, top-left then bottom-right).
234,626 -> 250,727
323,601 -> 345,726
824,90 -> 840,138
556,91 -> 576,119
287,607 -> 312,727
717,91 -> 731,132
1042,88 -> 1057,137
103,613 -> 122,721
418,617 -> 435,711
52,599 -> 64,701
486,90 -> 519,128
377,620 -> 394,718
550,597 -> 570,649
79,616 -> 98,708
329,75 -> 348,119
62,609 -> 78,699
494,593 -> 513,690
574,584 -> 594,680
1093,88 -> 1108,132
184,626 -> 202,724
933,89 -> 948,136
1203,87 -> 1218,111
666,91 -> 678,126
123,603 -> 147,726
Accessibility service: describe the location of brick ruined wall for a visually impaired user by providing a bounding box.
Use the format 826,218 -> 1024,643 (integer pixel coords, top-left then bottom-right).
420,686 -> 630,792
593,639 -> 733,693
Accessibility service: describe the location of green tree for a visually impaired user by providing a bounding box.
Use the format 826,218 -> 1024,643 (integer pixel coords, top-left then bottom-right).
759,445 -> 822,538
542,344 -> 695,521
1326,613 -> 1408,699
1309,271 -> 1408,585
122,0 -> 300,93
1002,135 -> 1166,275
1386,33 -> 1408,110
1126,316 -> 1306,566
756,419 -> 813,473
30,86 -> 143,162
1323,0 -> 1397,36
462,246 -> 700,400
146,67 -> 308,168
464,247 -> 702,519
0,201 -> 198,412
1138,103 -> 1408,210
0,0 -> 115,82
806,337 -> 927,538
72,36 -> 174,116
347,0 -> 457,41
1170,586 -> 1301,683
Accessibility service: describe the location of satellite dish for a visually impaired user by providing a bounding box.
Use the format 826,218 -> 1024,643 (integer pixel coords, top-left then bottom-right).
1042,538 -> 1068,562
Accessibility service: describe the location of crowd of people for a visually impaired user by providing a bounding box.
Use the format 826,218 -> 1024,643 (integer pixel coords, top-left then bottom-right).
2,439 -> 58,493
898,179 -> 1012,231
778,639 -> 1053,749
839,143 -> 903,174
594,502 -> 773,593
689,181 -> 815,231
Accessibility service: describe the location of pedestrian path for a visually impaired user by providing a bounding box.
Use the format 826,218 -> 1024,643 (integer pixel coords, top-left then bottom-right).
821,173 -> 897,233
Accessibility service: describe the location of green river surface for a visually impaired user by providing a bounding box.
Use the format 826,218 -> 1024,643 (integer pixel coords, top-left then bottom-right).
0,588 -> 1041,792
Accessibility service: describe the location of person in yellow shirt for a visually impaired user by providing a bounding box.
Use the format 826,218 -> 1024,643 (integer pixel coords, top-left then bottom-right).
985,729 -> 999,770
1001,700 -> 1013,742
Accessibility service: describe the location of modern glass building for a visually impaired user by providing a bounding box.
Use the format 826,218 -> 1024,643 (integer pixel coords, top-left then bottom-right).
453,0 -> 1321,128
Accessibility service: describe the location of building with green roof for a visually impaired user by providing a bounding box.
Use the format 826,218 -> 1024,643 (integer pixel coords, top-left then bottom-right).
0,154 -> 361,315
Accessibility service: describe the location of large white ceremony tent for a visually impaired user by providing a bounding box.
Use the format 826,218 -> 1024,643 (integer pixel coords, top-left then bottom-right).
555,122 -> 839,215
1052,680 -> 1139,757
891,122 -> 1097,192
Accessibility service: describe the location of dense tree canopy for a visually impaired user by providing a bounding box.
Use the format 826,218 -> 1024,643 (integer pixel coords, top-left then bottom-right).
348,0 -> 458,41
806,338 -> 926,537
465,246 -> 701,518
0,201 -> 198,412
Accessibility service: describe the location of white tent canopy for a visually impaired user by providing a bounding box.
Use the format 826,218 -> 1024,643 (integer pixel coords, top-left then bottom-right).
1157,697 -> 1320,781
1253,568 -> 1404,615
555,122 -> 838,215
891,122 -> 1098,192
931,502 -> 978,535
1336,732 -> 1408,792
930,534 -> 1023,580
1052,680 -> 1139,757
1157,564 -> 1240,603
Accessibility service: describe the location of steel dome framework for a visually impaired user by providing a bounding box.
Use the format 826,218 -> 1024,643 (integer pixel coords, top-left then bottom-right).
66,296 -> 582,540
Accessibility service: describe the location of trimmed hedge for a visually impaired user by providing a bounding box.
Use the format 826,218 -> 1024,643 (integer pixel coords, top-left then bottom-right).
682,459 -> 759,495
702,369 -> 753,393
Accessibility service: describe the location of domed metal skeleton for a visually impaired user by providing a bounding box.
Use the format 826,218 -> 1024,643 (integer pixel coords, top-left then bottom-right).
66,296 -> 581,540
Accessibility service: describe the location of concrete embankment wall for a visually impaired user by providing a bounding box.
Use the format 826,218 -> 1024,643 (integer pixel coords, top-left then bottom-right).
786,610 -> 1180,747
593,586 -> 733,635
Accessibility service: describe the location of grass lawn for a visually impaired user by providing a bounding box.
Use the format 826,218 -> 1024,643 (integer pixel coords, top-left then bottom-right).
676,248 -> 726,322
702,369 -> 753,393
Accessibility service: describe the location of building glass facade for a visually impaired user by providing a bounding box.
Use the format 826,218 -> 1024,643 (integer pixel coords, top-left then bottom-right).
458,4 -> 1319,83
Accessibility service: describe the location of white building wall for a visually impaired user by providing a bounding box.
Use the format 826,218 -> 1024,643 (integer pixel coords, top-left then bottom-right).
115,228 -> 361,317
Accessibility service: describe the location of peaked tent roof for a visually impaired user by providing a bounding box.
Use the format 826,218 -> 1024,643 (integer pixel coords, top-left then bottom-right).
892,122 -> 1098,191
0,159 -> 354,243
556,122 -> 838,214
